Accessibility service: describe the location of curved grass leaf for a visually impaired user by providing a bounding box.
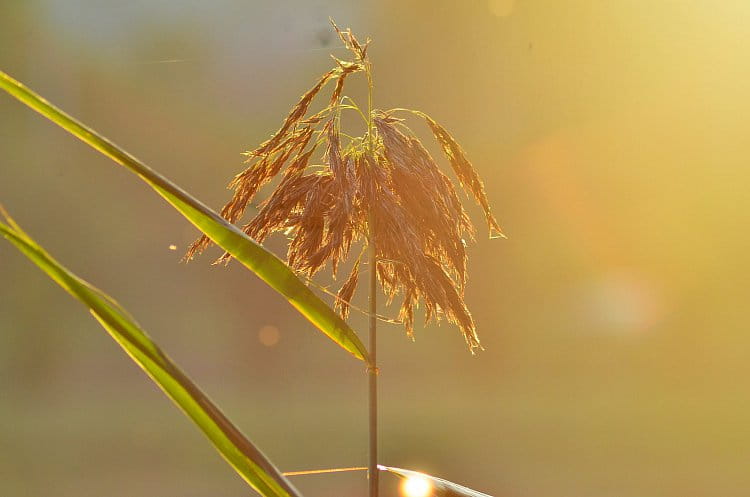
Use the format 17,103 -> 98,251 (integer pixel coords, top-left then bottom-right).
379,465 -> 494,497
0,208 -> 304,497
0,70 -> 368,363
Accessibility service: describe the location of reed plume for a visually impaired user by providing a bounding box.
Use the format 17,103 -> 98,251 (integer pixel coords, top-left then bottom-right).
186,20 -> 503,352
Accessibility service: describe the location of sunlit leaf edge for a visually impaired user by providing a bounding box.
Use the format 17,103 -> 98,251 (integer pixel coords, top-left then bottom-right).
0,70 -> 369,364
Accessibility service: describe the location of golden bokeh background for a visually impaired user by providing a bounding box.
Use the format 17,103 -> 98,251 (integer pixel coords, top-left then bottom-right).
2,1 -> 749,496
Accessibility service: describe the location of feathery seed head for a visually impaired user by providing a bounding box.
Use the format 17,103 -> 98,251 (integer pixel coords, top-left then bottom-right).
186,22 -> 503,352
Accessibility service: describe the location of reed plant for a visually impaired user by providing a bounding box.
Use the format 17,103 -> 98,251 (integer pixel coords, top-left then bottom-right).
1,20 -> 500,497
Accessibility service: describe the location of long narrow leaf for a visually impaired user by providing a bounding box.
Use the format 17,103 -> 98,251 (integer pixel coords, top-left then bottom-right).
379,465 -> 494,497
0,209 -> 304,497
0,70 -> 369,363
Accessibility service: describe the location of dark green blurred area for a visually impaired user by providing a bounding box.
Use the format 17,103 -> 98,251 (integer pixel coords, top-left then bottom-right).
2,1 -> 750,496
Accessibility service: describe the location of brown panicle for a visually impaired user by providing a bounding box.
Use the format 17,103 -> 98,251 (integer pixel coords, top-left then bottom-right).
335,257 -> 360,320
329,57 -> 362,106
184,127 -> 314,260
407,136 -> 473,289
373,112 -> 471,288
304,122 -> 360,278
248,69 -> 336,159
227,127 -> 313,212
184,68 -> 330,262
330,19 -> 370,61
187,23 -> 498,353
370,111 -> 483,350
244,174 -> 317,243
321,155 -> 357,277
420,256 -> 480,350
355,153 -> 387,213
287,172 -> 334,276
423,115 -> 504,239
210,145 -> 319,267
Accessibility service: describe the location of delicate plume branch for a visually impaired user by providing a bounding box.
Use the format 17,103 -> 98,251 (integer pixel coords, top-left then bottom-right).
186,21 -> 503,352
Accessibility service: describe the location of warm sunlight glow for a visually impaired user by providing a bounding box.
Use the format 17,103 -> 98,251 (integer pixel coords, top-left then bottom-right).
488,0 -> 515,17
400,474 -> 433,497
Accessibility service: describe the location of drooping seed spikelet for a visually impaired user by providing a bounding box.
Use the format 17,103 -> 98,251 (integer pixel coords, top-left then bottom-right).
330,57 -> 362,106
423,115 -> 504,239
374,112 -> 472,288
330,19 -> 370,61
247,70 -> 336,159
184,70 -> 335,260
335,257 -> 361,320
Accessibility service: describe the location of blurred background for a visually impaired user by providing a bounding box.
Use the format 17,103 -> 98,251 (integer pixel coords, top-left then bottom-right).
2,1 -> 749,496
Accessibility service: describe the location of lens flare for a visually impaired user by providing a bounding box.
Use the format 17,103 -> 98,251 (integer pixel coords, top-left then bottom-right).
400,474 -> 433,497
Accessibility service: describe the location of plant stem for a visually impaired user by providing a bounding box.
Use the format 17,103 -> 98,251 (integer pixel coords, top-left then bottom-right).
364,56 -> 379,497
368,218 -> 378,497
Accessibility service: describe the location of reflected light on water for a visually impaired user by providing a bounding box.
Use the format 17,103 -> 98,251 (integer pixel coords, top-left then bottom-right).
399,474 -> 433,497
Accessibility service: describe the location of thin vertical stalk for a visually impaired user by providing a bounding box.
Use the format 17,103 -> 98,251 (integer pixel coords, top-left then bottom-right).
367,215 -> 378,497
365,57 -> 379,497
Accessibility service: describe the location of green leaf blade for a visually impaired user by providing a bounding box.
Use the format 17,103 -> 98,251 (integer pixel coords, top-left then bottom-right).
0,70 -> 369,363
0,213 -> 304,497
